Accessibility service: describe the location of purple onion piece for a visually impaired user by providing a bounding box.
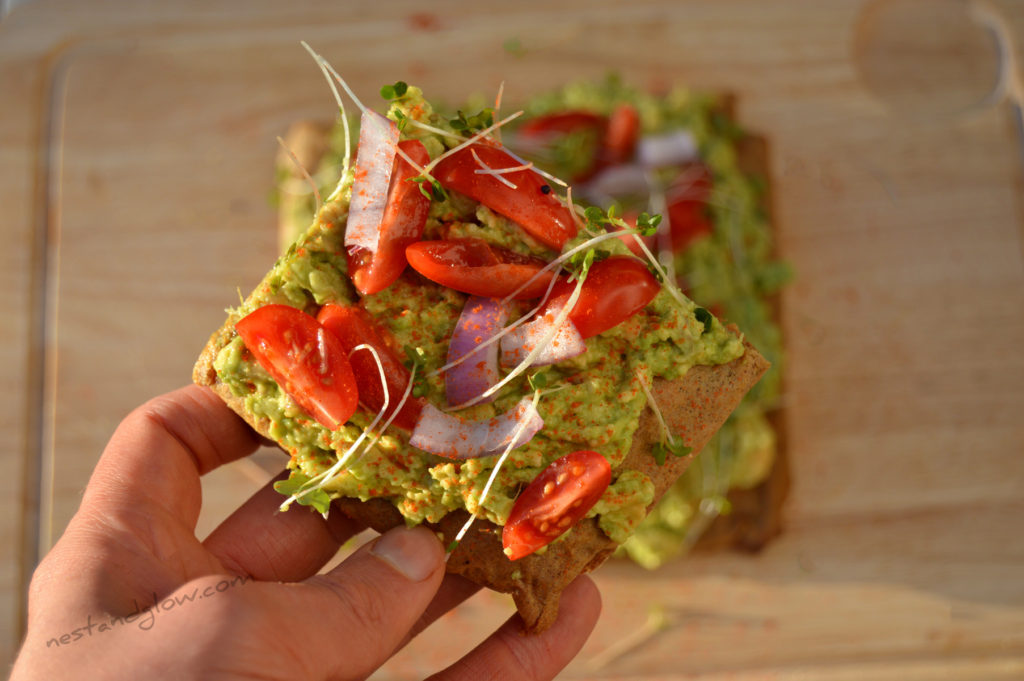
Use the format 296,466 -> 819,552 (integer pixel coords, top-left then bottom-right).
500,303 -> 586,368
445,296 -> 510,406
410,398 -> 543,460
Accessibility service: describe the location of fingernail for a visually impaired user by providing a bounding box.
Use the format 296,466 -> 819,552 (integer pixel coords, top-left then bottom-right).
370,526 -> 442,582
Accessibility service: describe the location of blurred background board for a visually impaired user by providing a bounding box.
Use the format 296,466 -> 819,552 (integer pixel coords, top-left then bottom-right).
2,0 -> 1023,677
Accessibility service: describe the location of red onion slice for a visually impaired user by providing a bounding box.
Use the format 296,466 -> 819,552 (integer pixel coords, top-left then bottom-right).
500,302 -> 586,367
345,110 -> 400,253
410,398 -> 543,459
445,296 -> 510,406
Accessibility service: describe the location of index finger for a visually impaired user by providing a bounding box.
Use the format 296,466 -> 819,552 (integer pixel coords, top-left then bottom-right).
81,384 -> 261,531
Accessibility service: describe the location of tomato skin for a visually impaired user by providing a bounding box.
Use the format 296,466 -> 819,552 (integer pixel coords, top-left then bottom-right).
602,103 -> 640,165
518,111 -> 606,182
667,163 -> 714,253
347,139 -> 432,296
519,111 -> 605,138
433,144 -> 578,250
502,450 -> 612,561
235,305 -> 358,430
405,238 -> 557,299
544,256 -> 660,339
315,304 -> 423,430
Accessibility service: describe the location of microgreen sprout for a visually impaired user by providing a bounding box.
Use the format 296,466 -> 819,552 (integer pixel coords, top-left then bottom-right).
379,80 -> 408,100
300,42 -> 356,202
421,109 -> 524,177
651,440 -> 693,467
274,473 -> 332,514
449,108 -> 495,133
392,109 -> 409,133
276,344 -> 391,513
527,371 -> 548,391
410,175 -> 447,201
637,371 -> 692,466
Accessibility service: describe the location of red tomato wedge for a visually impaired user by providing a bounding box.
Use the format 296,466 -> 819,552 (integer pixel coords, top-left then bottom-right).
666,163 -> 714,253
602,103 -> 640,165
235,305 -> 358,430
502,450 -> 612,561
518,111 -> 605,138
348,139 -> 431,295
517,111 -> 606,180
316,304 -> 423,431
432,144 -> 578,250
517,106 -> 639,180
405,238 -> 557,299
542,256 -> 660,339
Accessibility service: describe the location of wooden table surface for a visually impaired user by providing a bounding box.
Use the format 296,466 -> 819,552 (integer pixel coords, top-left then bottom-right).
2,0 -> 1023,677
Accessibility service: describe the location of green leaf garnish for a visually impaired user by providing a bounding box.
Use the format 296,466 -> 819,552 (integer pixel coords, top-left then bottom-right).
404,344 -> 427,366
392,109 -> 408,132
583,206 -> 605,226
302,488 -> 332,514
651,440 -> 693,466
568,248 -> 596,278
636,212 -> 662,236
273,472 -> 312,497
274,473 -> 332,514
694,307 -> 713,334
380,80 -> 408,100
449,108 -> 495,134
410,176 -> 447,202
528,371 -> 549,391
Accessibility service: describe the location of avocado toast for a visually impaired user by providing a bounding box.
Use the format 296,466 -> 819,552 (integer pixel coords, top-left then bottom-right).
195,57 -> 768,631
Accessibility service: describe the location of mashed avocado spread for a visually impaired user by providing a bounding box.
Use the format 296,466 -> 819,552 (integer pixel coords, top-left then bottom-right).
225,83 -> 744,547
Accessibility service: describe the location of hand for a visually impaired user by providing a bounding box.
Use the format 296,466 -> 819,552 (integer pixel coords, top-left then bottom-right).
11,385 -> 601,680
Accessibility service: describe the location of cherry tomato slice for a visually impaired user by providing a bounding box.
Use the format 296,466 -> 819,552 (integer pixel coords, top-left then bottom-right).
316,304 -> 423,430
235,305 -> 358,430
517,111 -> 606,182
666,163 -> 713,253
544,256 -> 660,339
348,139 -> 431,295
602,103 -> 640,165
433,144 -> 578,251
519,111 -> 605,138
405,237 -> 557,299
502,450 -> 612,561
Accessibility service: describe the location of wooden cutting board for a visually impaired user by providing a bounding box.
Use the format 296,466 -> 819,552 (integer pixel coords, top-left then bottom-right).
2,0 -> 1023,677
